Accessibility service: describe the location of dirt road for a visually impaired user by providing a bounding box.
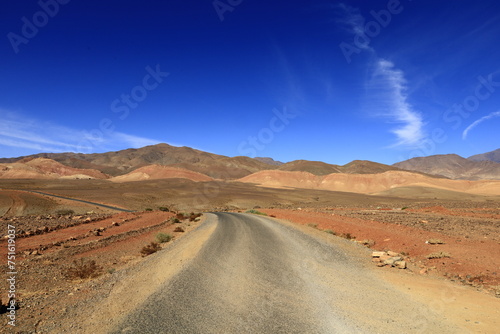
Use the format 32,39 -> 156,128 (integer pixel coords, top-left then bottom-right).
99,213 -> 466,333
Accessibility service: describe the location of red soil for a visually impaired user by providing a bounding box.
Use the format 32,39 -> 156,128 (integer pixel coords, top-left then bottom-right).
262,208 -> 500,289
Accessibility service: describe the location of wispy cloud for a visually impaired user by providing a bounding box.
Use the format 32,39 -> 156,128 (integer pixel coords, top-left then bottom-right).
462,110 -> 500,140
334,3 -> 373,52
370,59 -> 425,147
335,3 -> 425,147
0,110 -> 163,156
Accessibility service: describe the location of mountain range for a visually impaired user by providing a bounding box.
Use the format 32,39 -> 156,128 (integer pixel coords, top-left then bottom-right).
0,144 -> 499,181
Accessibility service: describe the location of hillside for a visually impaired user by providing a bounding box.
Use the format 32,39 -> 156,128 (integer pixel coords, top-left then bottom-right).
469,148 -> 500,163
238,170 -> 500,196
393,154 -> 500,180
0,158 -> 109,179
0,144 -> 270,179
110,165 -> 214,182
0,143 -> 406,180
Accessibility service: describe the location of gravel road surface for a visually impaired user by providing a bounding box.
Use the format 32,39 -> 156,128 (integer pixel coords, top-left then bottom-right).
109,213 -> 463,333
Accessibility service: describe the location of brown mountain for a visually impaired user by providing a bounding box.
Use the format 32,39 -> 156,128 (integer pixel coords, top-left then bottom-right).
339,160 -> 401,174
254,157 -> 284,165
0,144 -> 274,179
0,158 -> 109,179
468,148 -> 500,163
278,160 -> 342,175
0,143 -> 410,180
237,170 -> 500,196
393,154 -> 500,180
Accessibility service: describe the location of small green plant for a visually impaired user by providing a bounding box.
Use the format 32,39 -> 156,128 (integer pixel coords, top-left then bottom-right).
426,251 -> 451,259
141,242 -> 162,256
156,233 -> 172,243
324,229 -> 336,235
107,268 -> 116,274
158,207 -> 170,212
56,209 -> 75,216
64,259 -> 102,279
145,208 -> 153,212
307,223 -> 318,229
245,209 -> 267,216
401,206 -> 408,210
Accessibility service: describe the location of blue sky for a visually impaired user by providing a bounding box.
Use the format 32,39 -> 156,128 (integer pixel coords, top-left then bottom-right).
1,0 -> 499,164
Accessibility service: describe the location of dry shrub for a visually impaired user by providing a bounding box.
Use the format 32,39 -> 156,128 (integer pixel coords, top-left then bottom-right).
340,233 -> 355,240
189,212 -> 202,221
64,258 -> 102,279
173,226 -> 184,233
141,242 -> 161,256
156,233 -> 172,243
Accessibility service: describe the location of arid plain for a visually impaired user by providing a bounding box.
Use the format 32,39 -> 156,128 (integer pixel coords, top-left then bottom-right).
1,144 -> 499,332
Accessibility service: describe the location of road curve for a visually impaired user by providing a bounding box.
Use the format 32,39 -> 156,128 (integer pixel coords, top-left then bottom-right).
110,213 -> 462,334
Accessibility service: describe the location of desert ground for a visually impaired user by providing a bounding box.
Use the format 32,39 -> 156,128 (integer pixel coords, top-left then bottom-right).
0,178 -> 499,333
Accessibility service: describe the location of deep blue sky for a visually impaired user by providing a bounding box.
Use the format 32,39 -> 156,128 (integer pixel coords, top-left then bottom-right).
1,0 -> 499,164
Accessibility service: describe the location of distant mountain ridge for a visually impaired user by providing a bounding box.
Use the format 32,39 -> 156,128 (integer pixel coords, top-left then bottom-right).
0,143 -> 406,180
468,148 -> 500,163
394,153 -> 500,180
1,143 -> 498,180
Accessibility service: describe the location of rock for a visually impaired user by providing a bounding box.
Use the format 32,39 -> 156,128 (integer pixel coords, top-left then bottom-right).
384,258 -> 397,266
395,261 -> 406,269
426,239 -> 445,245
376,262 -> 386,267
372,258 -> 381,263
387,251 -> 399,257
111,222 -> 120,226
93,231 -> 101,236
361,240 -> 375,247
379,254 -> 392,262
372,251 -> 386,258
419,268 -> 428,275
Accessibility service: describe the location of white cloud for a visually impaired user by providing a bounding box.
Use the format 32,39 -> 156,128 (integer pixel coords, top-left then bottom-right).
335,3 -> 373,52
0,111 -> 163,156
462,110 -> 500,140
335,4 -> 425,148
371,59 -> 425,147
